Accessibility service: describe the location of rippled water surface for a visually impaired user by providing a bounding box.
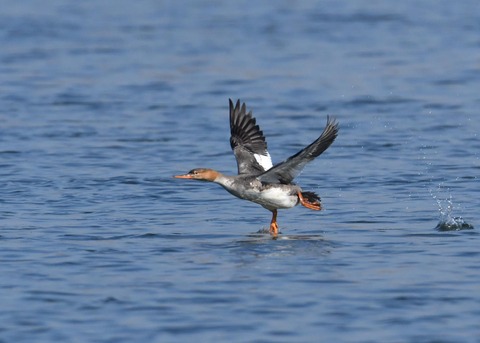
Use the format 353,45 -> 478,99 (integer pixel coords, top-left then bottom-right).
1,1 -> 480,342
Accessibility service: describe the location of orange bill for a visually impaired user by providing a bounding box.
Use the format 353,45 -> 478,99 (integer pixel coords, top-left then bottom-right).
173,174 -> 193,179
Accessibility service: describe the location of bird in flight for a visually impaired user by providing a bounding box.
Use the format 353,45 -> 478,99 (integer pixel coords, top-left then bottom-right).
174,99 -> 338,236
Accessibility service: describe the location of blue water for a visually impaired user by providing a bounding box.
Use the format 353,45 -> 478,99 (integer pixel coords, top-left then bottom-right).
1,1 -> 480,342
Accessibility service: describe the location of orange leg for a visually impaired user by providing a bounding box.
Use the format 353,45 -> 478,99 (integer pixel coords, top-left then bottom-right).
297,191 -> 321,211
269,209 -> 279,237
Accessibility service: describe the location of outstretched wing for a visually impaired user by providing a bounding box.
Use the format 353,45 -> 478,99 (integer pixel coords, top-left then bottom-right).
229,99 -> 273,175
257,116 -> 338,184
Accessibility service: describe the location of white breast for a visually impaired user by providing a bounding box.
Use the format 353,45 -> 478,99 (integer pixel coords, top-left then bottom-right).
215,175 -> 298,210
248,187 -> 298,210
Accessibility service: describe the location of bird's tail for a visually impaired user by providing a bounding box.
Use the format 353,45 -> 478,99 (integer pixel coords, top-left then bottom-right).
299,191 -> 322,211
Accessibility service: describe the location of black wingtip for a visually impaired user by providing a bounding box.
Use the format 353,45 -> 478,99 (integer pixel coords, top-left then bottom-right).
229,99 -> 243,114
324,115 -> 339,141
326,115 -> 339,128
229,98 -> 270,160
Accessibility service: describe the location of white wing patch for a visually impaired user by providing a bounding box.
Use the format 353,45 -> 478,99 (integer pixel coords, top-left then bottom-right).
254,152 -> 273,171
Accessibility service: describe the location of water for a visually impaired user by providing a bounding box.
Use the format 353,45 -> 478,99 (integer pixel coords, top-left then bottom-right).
1,1 -> 479,342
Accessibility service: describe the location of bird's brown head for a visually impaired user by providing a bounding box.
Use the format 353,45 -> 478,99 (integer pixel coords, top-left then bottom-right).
173,168 -> 220,182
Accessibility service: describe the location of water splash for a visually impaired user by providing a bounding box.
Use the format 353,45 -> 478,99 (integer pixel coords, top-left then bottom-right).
420,145 -> 474,232
431,187 -> 474,231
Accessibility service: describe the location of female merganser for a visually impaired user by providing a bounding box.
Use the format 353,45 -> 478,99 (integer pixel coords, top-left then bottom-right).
174,99 -> 338,236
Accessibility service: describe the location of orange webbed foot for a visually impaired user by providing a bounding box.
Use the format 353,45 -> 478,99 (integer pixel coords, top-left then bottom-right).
269,222 -> 279,237
297,191 -> 322,211
269,209 -> 279,237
